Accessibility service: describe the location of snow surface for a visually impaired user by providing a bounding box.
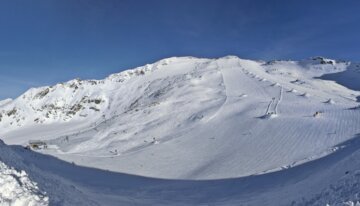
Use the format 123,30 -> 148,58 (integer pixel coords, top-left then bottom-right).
0,160 -> 48,206
0,56 -> 360,205
0,99 -> 12,107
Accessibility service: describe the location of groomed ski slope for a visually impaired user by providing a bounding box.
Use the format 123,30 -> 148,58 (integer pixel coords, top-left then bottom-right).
1,135 -> 360,205
0,56 -> 360,205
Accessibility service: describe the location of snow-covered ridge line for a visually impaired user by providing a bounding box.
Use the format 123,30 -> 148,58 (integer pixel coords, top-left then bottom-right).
0,56 -> 212,129
0,98 -> 12,107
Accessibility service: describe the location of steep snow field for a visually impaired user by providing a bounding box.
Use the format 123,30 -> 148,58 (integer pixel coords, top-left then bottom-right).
0,56 -> 360,205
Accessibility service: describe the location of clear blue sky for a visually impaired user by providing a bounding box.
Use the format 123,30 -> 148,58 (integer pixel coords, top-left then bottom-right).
0,0 -> 360,99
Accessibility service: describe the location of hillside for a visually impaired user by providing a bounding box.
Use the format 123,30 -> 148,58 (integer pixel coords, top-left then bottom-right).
1,134 -> 360,206
0,56 -> 360,205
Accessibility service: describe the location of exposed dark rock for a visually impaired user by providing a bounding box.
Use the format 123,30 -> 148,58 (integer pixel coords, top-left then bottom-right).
7,108 -> 17,117
34,88 -> 50,99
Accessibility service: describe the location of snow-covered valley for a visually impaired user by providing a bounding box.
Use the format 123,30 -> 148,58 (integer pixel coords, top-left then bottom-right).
0,56 -> 360,205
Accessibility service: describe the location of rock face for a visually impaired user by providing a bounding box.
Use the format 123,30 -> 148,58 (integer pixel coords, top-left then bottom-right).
311,56 -> 336,65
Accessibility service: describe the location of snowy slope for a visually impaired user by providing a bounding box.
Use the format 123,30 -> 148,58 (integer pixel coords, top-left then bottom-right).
1,134 -> 360,205
0,160 -> 48,206
0,56 -> 360,205
0,56 -> 359,180
0,98 -> 12,107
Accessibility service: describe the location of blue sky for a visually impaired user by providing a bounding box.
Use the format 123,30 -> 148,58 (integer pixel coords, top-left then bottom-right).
0,0 -> 360,99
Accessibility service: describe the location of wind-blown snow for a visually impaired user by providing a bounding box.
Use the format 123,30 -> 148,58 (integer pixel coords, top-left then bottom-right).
0,56 -> 360,205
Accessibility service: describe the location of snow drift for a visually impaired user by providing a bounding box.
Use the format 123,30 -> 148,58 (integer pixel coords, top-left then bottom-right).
0,160 -> 48,206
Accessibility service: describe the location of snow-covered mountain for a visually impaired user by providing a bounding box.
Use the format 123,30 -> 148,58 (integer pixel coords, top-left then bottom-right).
0,56 -> 360,205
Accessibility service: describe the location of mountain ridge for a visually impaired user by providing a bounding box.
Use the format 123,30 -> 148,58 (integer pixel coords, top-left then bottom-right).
0,55 -> 353,128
